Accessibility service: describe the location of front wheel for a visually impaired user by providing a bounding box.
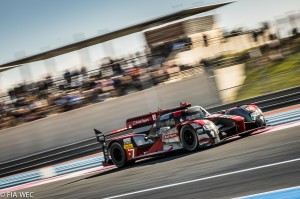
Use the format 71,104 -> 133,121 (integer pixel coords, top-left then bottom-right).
180,125 -> 199,151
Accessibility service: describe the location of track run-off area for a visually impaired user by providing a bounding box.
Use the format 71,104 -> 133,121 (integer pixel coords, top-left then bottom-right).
1,111 -> 300,199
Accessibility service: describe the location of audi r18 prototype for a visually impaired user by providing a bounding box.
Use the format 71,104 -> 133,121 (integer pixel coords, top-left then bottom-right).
94,103 -> 266,168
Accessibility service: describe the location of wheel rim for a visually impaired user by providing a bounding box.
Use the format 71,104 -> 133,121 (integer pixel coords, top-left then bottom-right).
184,130 -> 195,146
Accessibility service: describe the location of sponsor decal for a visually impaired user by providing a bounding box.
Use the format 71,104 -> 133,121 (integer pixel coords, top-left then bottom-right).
124,144 -> 134,149
163,133 -> 178,139
129,116 -> 153,126
163,137 -> 180,143
152,114 -> 157,121
123,138 -> 131,144
162,133 -> 180,143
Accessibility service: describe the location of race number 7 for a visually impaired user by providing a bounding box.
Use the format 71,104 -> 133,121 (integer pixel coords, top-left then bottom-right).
128,148 -> 135,158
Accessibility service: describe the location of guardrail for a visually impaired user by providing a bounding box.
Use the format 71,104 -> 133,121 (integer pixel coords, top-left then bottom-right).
207,85 -> 300,113
0,86 -> 299,178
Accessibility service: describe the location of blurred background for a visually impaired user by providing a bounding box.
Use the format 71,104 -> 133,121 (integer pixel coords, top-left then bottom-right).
0,0 -> 299,162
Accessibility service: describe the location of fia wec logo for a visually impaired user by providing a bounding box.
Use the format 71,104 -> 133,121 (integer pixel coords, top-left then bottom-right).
0,192 -> 34,198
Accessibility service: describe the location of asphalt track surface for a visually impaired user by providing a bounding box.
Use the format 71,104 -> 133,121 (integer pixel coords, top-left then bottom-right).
13,124 -> 300,199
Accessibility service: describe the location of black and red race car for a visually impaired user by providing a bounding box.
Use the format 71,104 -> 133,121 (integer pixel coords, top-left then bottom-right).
94,103 -> 266,168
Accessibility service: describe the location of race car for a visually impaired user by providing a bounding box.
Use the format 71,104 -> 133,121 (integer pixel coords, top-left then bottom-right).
94,102 -> 266,168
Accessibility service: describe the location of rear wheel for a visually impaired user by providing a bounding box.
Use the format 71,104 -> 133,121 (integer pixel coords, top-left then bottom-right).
110,142 -> 129,168
180,125 -> 199,151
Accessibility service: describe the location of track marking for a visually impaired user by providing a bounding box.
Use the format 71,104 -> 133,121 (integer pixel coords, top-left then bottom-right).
234,185 -> 300,198
258,121 -> 300,135
103,158 -> 300,199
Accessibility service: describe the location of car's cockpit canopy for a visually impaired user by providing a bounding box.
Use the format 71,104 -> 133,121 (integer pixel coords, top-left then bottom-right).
147,106 -> 210,138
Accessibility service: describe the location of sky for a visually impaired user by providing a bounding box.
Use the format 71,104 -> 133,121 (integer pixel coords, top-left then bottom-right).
0,0 -> 300,93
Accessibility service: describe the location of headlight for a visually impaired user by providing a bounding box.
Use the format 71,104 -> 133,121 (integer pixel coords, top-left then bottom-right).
203,123 -> 216,131
250,110 -> 260,121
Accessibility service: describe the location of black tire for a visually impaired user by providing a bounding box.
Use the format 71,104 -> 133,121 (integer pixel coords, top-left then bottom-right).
180,125 -> 199,151
110,142 -> 128,168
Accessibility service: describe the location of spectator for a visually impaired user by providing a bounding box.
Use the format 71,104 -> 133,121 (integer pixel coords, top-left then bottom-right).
252,31 -> 258,42
203,34 -> 208,47
292,28 -> 298,38
64,70 -> 72,83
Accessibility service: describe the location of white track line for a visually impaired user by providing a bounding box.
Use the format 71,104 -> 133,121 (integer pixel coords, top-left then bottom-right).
103,158 -> 300,199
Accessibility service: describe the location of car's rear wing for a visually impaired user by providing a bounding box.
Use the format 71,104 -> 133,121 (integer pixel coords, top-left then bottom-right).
94,128 -> 110,164
94,127 -> 133,165
94,127 -> 133,145
126,102 -> 191,129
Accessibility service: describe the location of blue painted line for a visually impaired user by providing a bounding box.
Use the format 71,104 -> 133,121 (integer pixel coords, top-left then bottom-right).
269,116 -> 300,126
266,113 -> 300,122
0,171 -> 40,185
0,176 -> 41,189
55,156 -> 104,172
239,185 -> 300,199
266,108 -> 300,119
269,115 -> 300,123
266,111 -> 300,121
55,162 -> 102,175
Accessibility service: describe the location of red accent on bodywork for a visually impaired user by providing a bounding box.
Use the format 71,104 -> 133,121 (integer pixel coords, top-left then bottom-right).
173,110 -> 182,117
231,116 -> 245,133
178,121 -> 192,126
111,127 -> 130,135
230,116 -> 244,121
208,114 -> 222,119
146,140 -> 164,154
249,104 -> 259,109
225,115 -> 245,133
193,120 -> 207,126
199,138 -> 213,143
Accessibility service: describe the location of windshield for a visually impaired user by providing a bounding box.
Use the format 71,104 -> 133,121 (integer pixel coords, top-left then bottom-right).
147,106 -> 209,138
184,106 -> 208,120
